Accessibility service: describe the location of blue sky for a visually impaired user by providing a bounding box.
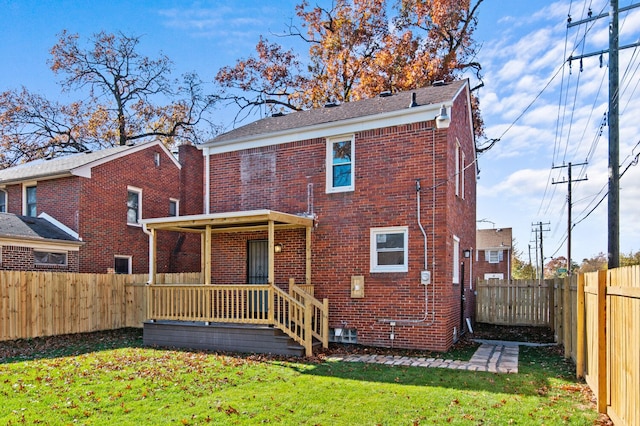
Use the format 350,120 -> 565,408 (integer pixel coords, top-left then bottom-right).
2,0 -> 639,265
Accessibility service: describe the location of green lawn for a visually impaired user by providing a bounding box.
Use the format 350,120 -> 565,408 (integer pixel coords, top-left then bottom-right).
0,330 -> 597,425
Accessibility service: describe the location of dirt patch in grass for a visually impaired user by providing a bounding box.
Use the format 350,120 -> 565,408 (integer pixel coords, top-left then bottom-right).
471,322 -> 555,343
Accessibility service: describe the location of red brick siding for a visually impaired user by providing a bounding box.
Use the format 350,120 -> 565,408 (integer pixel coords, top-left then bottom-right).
475,249 -> 510,279
0,245 -> 79,272
77,147 -> 182,273
207,92 -> 477,351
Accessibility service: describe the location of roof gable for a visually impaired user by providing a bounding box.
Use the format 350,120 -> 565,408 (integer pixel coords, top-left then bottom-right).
0,141 -> 180,185
203,80 -> 469,155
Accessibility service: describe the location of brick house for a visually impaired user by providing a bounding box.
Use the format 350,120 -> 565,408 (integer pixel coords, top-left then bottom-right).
0,212 -> 83,271
142,80 -> 477,353
476,227 -> 512,281
0,141 -> 203,274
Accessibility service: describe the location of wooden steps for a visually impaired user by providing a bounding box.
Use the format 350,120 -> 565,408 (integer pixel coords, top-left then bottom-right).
143,321 -> 312,357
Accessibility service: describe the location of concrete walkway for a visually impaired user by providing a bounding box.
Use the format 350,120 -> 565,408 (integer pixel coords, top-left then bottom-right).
327,340 -> 523,374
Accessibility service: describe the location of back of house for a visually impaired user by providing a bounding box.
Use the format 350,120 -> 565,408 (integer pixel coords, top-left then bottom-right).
198,80 -> 477,351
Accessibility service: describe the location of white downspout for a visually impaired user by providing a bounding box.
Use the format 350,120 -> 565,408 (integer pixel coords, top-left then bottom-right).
142,223 -> 154,285
204,147 -> 211,214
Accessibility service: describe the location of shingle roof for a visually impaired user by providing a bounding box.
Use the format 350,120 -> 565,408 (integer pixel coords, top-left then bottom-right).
208,80 -> 467,145
476,228 -> 513,250
0,213 -> 81,243
0,143 -> 139,184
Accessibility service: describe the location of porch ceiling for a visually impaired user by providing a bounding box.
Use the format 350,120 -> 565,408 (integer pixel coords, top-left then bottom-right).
140,209 -> 314,233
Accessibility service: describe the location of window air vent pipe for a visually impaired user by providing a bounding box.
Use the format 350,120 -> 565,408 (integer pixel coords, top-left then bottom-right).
409,92 -> 418,108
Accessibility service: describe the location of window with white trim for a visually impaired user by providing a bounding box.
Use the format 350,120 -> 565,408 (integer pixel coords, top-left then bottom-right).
370,226 -> 408,273
25,185 -> 37,217
114,255 -> 132,274
461,149 -> 466,200
34,250 -> 67,266
0,189 -> 6,213
326,135 -> 354,193
127,187 -> 142,225
485,250 -> 504,264
169,198 -> 179,217
453,235 -> 460,284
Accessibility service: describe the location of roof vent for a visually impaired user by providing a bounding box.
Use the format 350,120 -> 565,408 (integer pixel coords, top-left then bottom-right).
409,92 -> 418,108
432,80 -> 446,86
271,112 -> 285,117
379,91 -> 392,97
324,102 -> 338,108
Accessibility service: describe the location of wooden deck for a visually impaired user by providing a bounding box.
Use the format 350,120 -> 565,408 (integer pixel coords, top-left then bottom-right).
143,281 -> 328,356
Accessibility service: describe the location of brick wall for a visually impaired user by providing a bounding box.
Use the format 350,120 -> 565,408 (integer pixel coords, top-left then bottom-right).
0,245 -> 79,272
77,146 -> 182,274
206,90 -> 477,352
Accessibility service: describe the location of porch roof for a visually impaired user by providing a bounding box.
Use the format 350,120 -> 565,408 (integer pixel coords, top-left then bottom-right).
140,209 -> 314,233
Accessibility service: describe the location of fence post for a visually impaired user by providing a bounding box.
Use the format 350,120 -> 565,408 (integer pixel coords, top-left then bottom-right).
596,269 -> 607,414
548,279 -> 555,333
563,277 -> 571,358
304,302 -> 313,356
576,273 -> 586,379
322,298 -> 329,349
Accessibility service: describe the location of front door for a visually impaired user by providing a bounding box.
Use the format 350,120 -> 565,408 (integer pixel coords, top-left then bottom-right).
247,240 -> 269,314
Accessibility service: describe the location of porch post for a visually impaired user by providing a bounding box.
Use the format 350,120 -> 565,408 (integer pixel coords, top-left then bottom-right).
268,220 -> 275,285
148,228 -> 157,285
204,225 -> 212,285
305,226 -> 312,285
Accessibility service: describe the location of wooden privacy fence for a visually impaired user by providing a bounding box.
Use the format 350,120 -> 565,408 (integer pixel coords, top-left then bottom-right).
575,266 -> 640,426
476,279 -> 554,326
476,267 -> 639,426
0,271 -> 201,342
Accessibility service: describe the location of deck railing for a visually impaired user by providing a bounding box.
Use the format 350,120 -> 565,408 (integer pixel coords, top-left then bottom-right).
146,282 -> 328,356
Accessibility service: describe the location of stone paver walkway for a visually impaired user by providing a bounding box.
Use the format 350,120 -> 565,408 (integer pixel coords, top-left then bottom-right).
327,341 -> 521,374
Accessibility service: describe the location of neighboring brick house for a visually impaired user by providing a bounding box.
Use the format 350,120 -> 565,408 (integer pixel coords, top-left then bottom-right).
0,212 -> 83,272
0,141 -> 203,274
476,227 -> 512,281
187,80 -> 477,352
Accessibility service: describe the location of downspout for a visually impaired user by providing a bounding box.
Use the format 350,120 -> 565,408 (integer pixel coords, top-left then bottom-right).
142,223 -> 155,285
204,147 -> 211,214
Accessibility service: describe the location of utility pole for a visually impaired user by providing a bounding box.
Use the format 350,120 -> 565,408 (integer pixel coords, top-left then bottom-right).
531,221 -> 550,283
553,162 -> 588,276
567,1 -> 640,268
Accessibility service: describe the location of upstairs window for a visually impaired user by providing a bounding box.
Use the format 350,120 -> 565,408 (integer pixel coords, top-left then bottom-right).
25,185 -> 37,217
0,190 -> 6,212
486,250 -> 504,264
127,187 -> 142,225
326,135 -> 354,193
370,227 -> 409,273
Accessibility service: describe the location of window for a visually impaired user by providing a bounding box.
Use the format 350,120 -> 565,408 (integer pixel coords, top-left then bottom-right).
34,251 -> 67,266
0,189 -> 6,212
169,198 -> 179,217
326,135 -> 354,193
453,236 -> 460,284
370,227 -> 408,273
485,250 -> 504,264
114,256 -> 132,274
461,149 -> 466,200
25,185 -> 37,217
127,187 -> 142,225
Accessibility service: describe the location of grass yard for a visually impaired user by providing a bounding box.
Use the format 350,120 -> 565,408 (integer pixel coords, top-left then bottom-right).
0,329 -> 598,425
